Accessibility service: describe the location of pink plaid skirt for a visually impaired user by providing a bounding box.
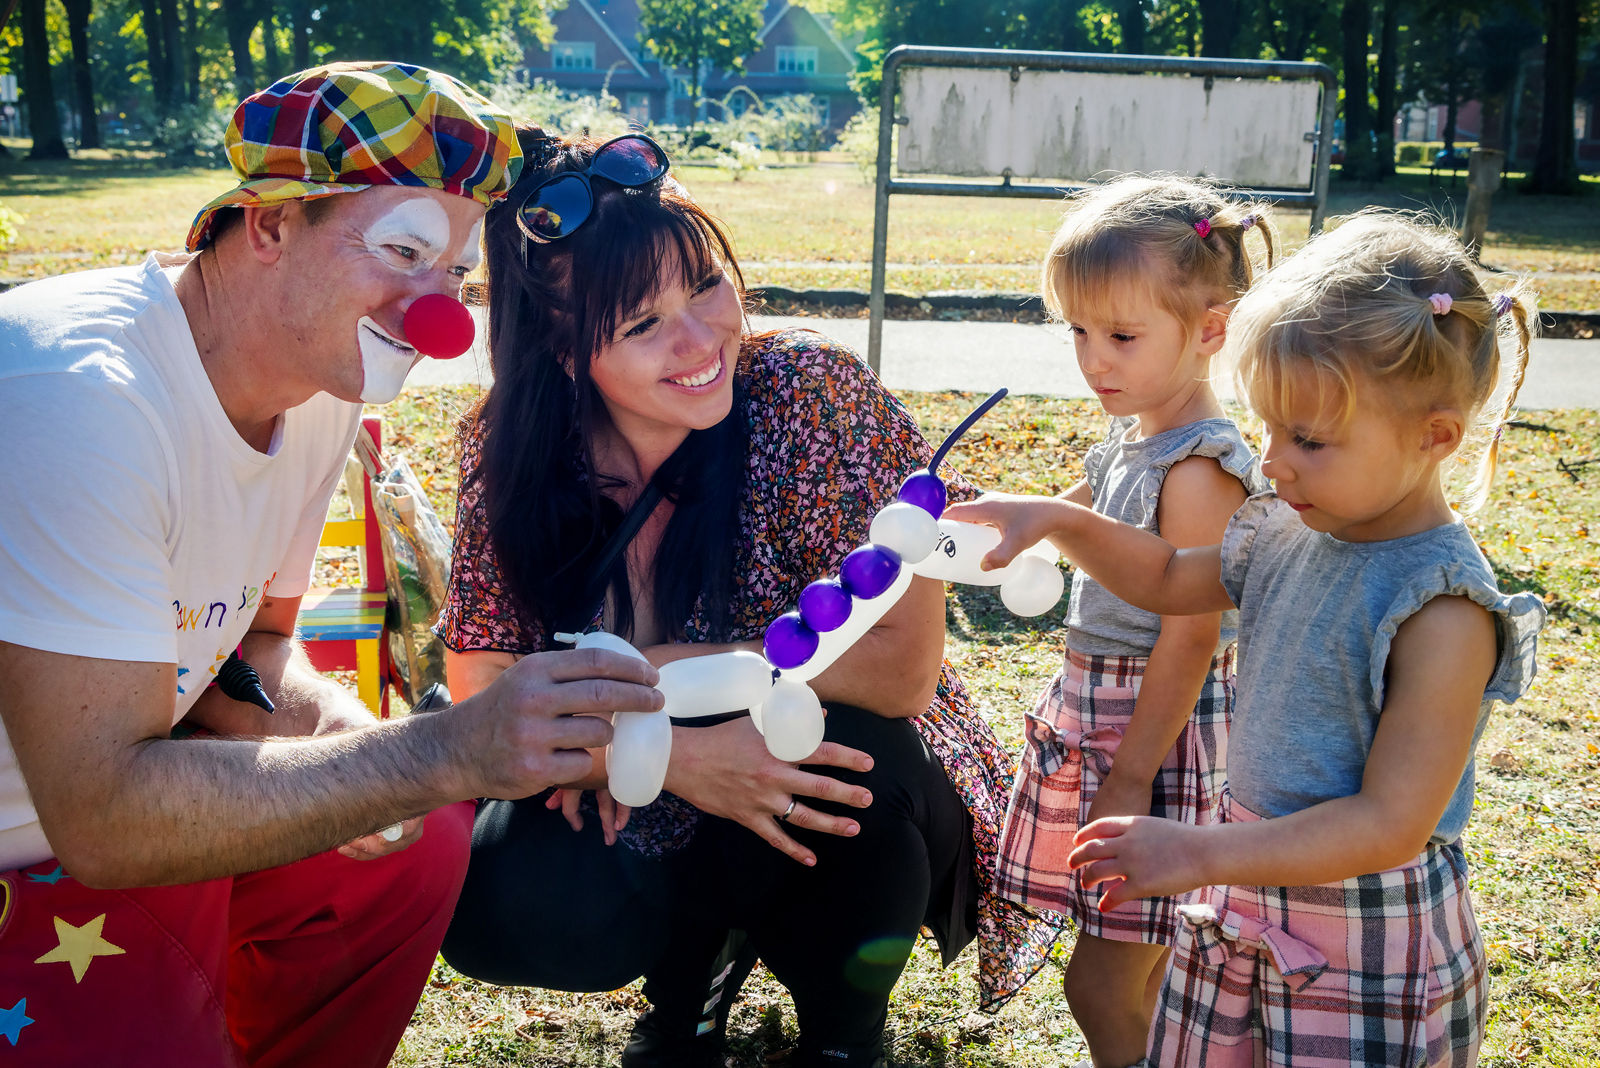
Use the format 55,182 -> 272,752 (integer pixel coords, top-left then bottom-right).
993,648 -> 1232,943
1150,789 -> 1487,1067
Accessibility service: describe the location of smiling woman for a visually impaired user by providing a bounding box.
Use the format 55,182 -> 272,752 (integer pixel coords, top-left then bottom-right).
432,127 -> 1062,1067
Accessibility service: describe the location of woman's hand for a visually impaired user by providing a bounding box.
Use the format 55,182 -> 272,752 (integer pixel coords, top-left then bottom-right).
545,787 -> 631,846
941,492 -> 1079,571
1068,816 -> 1208,911
664,717 -> 874,866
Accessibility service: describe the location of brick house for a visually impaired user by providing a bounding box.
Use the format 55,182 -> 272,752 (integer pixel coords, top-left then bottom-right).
520,0 -> 861,136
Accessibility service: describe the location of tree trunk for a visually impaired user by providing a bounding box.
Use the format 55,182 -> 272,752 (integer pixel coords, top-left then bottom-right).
259,6 -> 283,80
1480,95 -> 1506,152
140,0 -> 172,116
1374,0 -> 1399,179
1339,0 -> 1374,181
1120,0 -> 1147,54
185,0 -> 202,104
1443,85 -> 1459,154
61,0 -> 100,149
221,0 -> 256,96
157,0 -> 182,107
20,0 -> 69,157
287,0 -> 310,71
1198,0 -> 1238,57
1530,0 -> 1579,193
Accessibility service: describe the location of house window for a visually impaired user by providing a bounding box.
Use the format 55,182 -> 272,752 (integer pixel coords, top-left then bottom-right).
552,42 -> 596,70
815,96 -> 831,128
728,93 -> 749,117
775,46 -> 818,75
625,92 -> 650,123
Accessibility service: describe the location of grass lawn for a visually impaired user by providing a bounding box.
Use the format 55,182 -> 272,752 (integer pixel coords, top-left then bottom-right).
2,147 -> 1597,310
365,386 -> 1599,1068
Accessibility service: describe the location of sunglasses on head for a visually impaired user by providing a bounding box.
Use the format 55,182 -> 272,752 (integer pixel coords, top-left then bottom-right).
515,133 -> 671,244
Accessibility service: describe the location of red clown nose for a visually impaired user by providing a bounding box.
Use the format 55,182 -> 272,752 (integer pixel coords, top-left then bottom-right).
402,294 -> 476,359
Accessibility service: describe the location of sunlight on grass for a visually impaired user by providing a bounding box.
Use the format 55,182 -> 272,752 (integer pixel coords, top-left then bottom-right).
3,157 -> 1596,310
369,387 -> 1599,1068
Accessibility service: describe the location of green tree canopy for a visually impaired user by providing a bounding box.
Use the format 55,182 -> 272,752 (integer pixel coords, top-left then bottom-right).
637,0 -> 764,121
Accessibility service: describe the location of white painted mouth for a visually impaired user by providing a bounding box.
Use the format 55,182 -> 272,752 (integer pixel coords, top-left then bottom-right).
667,354 -> 723,388
358,317 -> 419,403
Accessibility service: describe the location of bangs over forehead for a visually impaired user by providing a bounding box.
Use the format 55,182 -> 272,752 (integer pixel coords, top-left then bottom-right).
1239,337 -> 1360,435
1042,220 -> 1201,327
565,190 -> 742,361
1232,276 -> 1363,433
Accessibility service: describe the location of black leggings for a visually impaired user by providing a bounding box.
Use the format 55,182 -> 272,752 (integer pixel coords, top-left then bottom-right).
442,703 -> 970,1061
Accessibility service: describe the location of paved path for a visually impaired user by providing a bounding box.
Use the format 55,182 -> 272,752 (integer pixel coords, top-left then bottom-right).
408,314 -> 1599,411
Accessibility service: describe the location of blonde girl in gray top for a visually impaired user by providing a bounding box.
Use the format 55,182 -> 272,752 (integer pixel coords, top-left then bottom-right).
949,212 -> 1545,1067
988,175 -> 1274,1068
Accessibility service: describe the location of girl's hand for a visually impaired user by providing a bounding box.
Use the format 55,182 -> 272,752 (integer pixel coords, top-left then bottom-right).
941,492 -> 1076,571
1084,772 -> 1153,828
1067,816 -> 1208,911
664,717 -> 874,867
545,788 -> 631,846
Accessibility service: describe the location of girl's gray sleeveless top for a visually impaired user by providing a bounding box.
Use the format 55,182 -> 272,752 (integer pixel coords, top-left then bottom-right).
1221,494 -> 1547,844
1066,416 -> 1268,658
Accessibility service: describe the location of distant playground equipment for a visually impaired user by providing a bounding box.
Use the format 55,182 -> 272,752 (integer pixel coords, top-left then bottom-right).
865,45 -> 1337,372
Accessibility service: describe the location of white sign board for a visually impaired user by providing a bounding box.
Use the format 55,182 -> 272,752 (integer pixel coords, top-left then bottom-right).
897,67 -> 1321,189
0,75 -> 17,104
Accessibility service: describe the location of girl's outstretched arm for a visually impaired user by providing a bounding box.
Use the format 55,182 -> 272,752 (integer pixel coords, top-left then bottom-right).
1067,594 -> 1497,909
1087,458 -> 1248,824
942,491 -> 1234,615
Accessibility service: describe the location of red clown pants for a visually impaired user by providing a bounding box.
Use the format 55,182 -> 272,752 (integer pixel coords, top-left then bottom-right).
0,801 -> 471,1065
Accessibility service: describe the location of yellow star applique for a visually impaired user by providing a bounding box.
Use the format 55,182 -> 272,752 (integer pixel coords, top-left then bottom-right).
34,913 -> 126,983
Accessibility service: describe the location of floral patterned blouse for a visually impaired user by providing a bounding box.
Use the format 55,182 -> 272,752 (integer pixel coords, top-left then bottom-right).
437,329 -> 1061,1010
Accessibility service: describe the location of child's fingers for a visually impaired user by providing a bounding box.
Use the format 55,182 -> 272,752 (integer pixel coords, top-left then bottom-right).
558,789 -> 583,832
595,791 -> 617,846
980,535 -> 1029,572
1072,855 -> 1124,891
614,803 -> 632,833
1071,815 -> 1135,848
1096,878 -> 1132,912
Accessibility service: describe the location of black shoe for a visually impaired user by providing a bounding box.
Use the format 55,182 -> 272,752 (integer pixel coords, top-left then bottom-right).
792,1042 -> 888,1068
410,681 -> 452,713
619,1007 -> 726,1068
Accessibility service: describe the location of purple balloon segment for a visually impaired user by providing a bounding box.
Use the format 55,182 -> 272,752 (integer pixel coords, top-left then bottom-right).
839,544 -> 902,600
798,579 -> 852,633
763,612 -> 819,670
896,471 -> 947,518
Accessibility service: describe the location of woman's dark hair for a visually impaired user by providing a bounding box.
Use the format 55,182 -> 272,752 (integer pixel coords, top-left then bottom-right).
466,125 -> 749,641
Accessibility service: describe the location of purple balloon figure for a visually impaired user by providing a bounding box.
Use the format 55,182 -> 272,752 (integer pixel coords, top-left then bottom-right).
839,545 -> 902,600
798,580 -> 852,633
763,612 -> 819,669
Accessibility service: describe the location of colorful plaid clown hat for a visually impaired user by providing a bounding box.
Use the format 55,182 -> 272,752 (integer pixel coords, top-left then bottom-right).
186,61 -> 522,251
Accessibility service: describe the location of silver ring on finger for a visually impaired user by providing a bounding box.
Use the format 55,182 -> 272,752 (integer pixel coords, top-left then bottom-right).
779,798 -> 797,822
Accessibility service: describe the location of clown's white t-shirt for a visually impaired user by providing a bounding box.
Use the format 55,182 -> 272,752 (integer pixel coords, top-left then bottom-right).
0,254 -> 361,870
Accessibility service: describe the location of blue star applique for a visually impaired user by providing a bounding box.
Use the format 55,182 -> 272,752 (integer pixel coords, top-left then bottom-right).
25,866 -> 66,886
0,998 -> 33,1046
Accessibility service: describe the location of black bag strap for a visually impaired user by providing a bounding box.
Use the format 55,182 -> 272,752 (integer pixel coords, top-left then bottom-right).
576,479 -> 664,625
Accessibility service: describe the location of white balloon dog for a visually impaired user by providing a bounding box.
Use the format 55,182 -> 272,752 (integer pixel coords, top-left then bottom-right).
569,388 -> 1064,808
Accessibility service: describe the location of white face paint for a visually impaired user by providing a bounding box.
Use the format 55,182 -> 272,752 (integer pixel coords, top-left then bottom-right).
357,316 -> 418,403
351,196 -> 479,401
360,197 -> 455,273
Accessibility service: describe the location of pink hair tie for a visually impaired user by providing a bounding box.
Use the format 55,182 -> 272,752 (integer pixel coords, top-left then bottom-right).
1194,218 -> 1212,239
1427,292 -> 1453,316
